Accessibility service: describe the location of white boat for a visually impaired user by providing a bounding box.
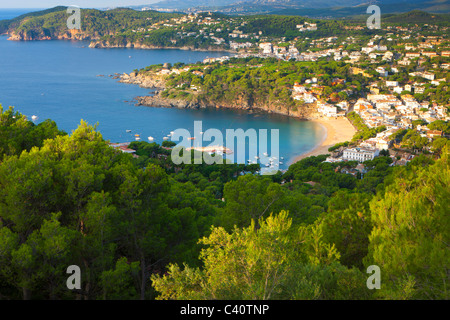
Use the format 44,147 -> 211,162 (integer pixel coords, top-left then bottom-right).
135,137 -> 141,140
31,115 -> 38,121
281,157 -> 284,160
148,136 -> 154,141
163,137 -> 169,140
279,162 -> 283,165
263,152 -> 269,157
254,156 -> 259,159
126,130 -> 132,133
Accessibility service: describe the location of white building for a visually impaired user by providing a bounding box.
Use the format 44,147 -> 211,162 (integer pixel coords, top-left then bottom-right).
318,102 -> 337,117
386,81 -> 399,87
300,93 -> 317,103
293,83 -> 307,93
259,42 -> 273,54
342,147 -> 379,162
376,66 -> 388,77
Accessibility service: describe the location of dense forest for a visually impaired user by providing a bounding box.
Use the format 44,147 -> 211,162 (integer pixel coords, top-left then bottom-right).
0,104 -> 448,300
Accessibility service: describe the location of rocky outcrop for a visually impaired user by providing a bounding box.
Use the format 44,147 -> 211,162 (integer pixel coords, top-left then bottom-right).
7,30 -> 232,52
119,66 -> 318,120
89,40 -> 232,52
118,72 -> 167,90
133,92 -> 318,120
8,30 -> 97,41
134,95 -> 211,109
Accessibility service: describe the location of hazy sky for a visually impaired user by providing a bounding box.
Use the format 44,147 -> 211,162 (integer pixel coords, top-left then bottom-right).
0,1 -> 161,9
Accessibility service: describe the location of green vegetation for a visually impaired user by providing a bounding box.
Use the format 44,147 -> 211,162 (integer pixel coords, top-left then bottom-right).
1,105 -> 447,300
0,6 -> 67,34
1,5 -> 449,301
148,57 -> 366,114
2,7 -> 182,40
153,152 -> 449,300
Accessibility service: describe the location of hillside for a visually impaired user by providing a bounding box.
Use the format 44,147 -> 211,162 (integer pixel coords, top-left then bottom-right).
2,7 -> 182,41
0,105 -> 448,300
137,0 -> 450,16
0,6 -> 67,34
383,9 -> 450,23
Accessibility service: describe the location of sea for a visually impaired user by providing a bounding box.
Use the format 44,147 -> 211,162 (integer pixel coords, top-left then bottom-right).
0,8 -> 43,20
0,9 -> 325,170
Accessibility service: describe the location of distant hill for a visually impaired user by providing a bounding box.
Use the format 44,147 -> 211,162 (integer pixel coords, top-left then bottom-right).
136,0 -> 450,16
131,0 -> 239,10
382,9 -> 450,22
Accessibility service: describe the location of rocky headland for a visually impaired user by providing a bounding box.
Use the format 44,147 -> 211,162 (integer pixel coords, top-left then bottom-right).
88,40 -> 233,53
119,72 -> 319,120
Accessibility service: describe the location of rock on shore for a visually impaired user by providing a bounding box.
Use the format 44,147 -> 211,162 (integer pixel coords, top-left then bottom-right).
8,30 -> 95,41
118,72 -> 167,89
133,93 -> 318,120
133,94 -> 213,109
89,40 -> 231,52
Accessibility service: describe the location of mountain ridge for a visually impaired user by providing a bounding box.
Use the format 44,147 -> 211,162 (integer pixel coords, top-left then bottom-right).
131,0 -> 450,16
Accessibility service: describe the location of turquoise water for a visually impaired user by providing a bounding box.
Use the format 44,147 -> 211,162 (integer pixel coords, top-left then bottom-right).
0,35 -> 324,169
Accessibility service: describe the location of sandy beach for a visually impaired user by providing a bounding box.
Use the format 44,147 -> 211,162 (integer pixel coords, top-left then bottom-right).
292,117 -> 356,163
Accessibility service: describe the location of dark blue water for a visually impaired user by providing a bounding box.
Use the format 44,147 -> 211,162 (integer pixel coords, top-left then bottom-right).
0,35 -> 324,169
0,8 -> 43,20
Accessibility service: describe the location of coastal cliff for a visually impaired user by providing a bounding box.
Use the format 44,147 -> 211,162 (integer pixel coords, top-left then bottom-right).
7,32 -> 231,53
89,40 -> 232,52
121,71 -> 319,120
8,29 -> 97,41
133,93 -> 318,119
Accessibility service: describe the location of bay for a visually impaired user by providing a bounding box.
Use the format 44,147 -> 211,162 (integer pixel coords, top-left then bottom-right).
0,35 -> 325,169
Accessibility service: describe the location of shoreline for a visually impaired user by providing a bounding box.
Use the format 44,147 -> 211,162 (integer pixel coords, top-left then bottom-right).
4,34 -> 238,54
117,61 -> 356,167
291,117 -> 356,163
